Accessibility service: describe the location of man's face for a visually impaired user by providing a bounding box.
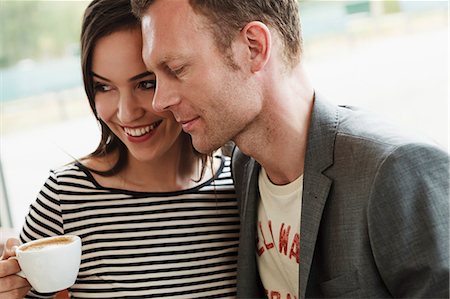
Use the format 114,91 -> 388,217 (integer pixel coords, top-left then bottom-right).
140,0 -> 262,153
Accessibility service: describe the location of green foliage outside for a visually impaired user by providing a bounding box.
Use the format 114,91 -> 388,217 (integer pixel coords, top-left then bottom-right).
0,0 -> 88,68
383,1 -> 401,14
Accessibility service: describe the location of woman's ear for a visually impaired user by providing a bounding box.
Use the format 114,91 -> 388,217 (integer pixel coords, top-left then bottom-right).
240,21 -> 271,73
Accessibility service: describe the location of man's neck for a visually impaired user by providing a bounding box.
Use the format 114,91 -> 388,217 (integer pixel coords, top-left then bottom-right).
235,66 -> 314,185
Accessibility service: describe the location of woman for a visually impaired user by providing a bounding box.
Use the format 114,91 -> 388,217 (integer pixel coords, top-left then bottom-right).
0,0 -> 238,297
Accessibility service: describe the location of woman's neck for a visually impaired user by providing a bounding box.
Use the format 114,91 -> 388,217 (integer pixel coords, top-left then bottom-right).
84,145 -> 219,193
121,146 -> 201,192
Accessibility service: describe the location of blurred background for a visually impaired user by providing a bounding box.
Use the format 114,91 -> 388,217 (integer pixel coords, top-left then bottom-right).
1,1 -> 448,235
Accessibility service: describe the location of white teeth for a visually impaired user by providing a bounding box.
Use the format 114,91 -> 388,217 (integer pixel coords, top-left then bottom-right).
124,126 -> 151,137
124,121 -> 161,137
149,122 -> 158,130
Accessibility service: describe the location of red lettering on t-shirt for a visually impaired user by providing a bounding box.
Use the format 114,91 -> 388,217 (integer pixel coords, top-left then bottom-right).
265,290 -> 298,299
256,235 -> 265,256
268,220 -> 275,243
279,223 -> 291,256
270,291 -> 281,299
259,221 -> 274,250
289,233 -> 300,264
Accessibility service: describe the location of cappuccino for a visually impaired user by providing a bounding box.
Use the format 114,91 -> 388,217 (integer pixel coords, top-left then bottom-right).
13,235 -> 82,293
20,236 -> 74,252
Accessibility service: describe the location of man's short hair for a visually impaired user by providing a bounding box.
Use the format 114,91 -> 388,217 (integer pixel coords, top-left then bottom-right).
131,0 -> 303,68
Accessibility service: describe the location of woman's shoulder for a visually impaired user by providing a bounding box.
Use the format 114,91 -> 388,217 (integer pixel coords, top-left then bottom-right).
78,155 -> 113,172
204,154 -> 231,180
217,154 -> 231,174
51,161 -> 85,176
194,154 -> 234,193
48,160 -> 97,188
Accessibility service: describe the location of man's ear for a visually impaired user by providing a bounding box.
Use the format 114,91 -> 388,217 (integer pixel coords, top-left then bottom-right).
240,21 -> 271,73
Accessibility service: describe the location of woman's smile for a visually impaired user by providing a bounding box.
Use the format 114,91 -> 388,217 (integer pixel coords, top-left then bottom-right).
122,120 -> 163,142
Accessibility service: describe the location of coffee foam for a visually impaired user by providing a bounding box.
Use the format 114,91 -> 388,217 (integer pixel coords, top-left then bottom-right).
20,236 -> 74,252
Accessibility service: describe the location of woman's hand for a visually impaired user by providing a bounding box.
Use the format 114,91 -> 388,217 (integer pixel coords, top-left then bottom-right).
0,238 -> 31,298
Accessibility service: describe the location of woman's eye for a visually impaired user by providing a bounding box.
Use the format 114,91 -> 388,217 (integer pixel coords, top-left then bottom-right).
94,83 -> 112,93
138,80 -> 156,90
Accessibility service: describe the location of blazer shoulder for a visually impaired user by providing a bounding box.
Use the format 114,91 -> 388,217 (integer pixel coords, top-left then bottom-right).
335,105 -> 445,153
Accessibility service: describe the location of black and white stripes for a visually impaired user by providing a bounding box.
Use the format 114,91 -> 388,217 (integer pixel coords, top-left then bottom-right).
20,157 -> 239,299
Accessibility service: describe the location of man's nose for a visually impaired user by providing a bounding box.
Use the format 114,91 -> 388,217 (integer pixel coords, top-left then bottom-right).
152,79 -> 181,112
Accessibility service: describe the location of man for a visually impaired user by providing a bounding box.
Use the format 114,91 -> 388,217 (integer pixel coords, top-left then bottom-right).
131,0 -> 449,298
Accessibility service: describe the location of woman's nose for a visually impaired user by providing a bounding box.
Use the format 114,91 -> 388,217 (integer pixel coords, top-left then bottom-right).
117,92 -> 144,123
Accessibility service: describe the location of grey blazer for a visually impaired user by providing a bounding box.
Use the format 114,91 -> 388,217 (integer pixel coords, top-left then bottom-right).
232,96 -> 449,298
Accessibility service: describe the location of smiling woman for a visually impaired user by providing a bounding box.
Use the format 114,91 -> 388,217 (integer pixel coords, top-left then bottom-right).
88,28 -> 184,174
0,0 -> 239,298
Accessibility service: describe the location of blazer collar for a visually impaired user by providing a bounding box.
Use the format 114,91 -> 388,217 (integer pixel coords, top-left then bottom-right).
237,157 -> 265,297
300,94 -> 338,299
240,158 -> 261,229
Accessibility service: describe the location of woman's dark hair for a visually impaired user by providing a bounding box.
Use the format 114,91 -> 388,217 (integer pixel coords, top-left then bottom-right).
80,0 -> 206,178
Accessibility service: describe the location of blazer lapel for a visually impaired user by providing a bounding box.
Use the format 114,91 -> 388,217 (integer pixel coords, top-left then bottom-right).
237,157 -> 264,297
241,158 -> 261,226
300,95 -> 338,299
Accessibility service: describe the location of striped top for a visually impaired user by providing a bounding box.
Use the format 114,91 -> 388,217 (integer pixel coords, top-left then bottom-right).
20,156 -> 239,299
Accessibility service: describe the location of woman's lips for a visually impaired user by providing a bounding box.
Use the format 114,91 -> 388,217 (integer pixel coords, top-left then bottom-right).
123,120 -> 162,142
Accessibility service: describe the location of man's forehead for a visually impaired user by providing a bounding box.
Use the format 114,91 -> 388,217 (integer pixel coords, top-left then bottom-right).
141,0 -> 191,22
141,0 -> 207,33
141,8 -> 206,49
139,0 -> 216,69
141,31 -> 191,70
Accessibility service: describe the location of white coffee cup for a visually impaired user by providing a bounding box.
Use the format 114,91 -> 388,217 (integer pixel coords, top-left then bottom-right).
11,235 -> 82,293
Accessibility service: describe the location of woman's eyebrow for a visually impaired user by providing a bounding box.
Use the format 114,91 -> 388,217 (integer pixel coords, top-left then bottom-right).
129,71 -> 154,82
91,71 -> 154,82
91,72 -> 110,82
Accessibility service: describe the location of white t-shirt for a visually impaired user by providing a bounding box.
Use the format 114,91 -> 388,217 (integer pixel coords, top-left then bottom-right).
257,168 -> 303,299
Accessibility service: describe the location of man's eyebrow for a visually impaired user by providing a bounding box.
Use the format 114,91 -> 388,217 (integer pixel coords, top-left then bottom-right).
158,54 -> 184,67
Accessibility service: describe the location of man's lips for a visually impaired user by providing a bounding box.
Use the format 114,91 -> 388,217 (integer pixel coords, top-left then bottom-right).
180,117 -> 200,132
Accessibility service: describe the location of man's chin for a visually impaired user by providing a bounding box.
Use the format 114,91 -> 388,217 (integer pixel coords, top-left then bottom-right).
192,137 -> 221,155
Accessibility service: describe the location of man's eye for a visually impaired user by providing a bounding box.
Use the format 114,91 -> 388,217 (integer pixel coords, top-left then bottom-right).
138,80 -> 156,90
94,83 -> 112,93
172,67 -> 183,76
166,65 -> 185,77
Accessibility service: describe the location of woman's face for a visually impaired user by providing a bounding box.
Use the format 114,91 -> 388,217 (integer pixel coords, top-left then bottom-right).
92,28 -> 183,163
